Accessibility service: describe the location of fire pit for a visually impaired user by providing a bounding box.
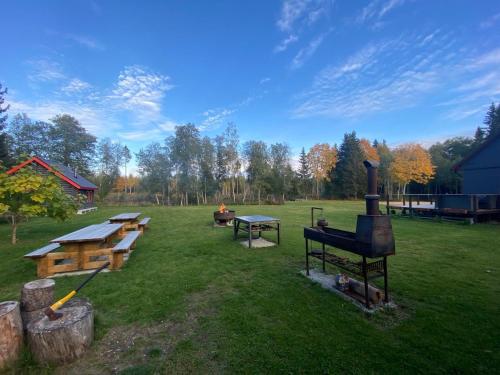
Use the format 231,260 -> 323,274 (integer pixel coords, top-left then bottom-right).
214,203 -> 235,226
304,160 -> 395,308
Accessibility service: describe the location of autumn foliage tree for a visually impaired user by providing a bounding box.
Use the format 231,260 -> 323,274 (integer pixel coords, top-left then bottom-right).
391,143 -> 434,195
0,168 -> 79,244
307,143 -> 338,198
360,139 -> 380,162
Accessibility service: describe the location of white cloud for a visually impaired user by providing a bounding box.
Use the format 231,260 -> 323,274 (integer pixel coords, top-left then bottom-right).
27,59 -> 66,82
158,119 -> 179,131
111,65 -> 173,115
290,31 -> 329,69
259,77 -> 271,84
470,48 -> 500,68
200,108 -> 235,130
274,34 -> 299,53
277,0 -> 312,32
61,78 -> 92,94
293,32 -> 462,118
357,0 -> 406,25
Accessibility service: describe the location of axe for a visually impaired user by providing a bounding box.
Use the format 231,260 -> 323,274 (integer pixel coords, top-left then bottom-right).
45,261 -> 110,320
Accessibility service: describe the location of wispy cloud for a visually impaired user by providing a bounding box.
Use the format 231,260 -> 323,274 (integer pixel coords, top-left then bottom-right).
290,31 -> 330,69
293,31 -> 465,118
27,59 -> 66,82
274,34 -> 299,53
66,34 -> 105,50
274,0 -> 332,53
357,0 -> 406,25
480,12 -> 500,29
61,78 -> 92,94
259,77 -> 271,85
200,108 -> 235,130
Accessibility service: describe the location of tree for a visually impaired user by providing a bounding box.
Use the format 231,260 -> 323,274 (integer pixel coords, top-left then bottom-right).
334,132 -> 366,199
391,143 -> 434,195
297,147 -> 311,197
8,113 -> 52,160
0,83 -> 10,167
122,145 -> 132,193
168,124 -> 201,205
48,114 -> 97,175
136,142 -> 171,205
360,139 -> 380,161
474,126 -> 486,146
224,123 -> 241,202
269,143 -> 292,201
94,138 -> 124,201
307,143 -> 338,199
0,168 -> 79,244
198,136 -> 216,204
243,141 -> 270,204
375,140 -> 393,196
484,102 -> 500,138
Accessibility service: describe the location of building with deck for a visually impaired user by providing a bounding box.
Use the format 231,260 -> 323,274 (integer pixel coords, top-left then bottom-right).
453,132 -> 500,194
7,156 -> 97,211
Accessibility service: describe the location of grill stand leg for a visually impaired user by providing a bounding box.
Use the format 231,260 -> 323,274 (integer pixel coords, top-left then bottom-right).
363,256 -> 370,309
383,256 -> 389,303
322,243 -> 326,273
249,224 -> 252,248
305,239 -> 309,276
277,223 -> 280,245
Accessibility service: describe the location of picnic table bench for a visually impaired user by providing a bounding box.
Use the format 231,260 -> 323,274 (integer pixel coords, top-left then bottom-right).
24,223 -> 141,278
138,217 -> 151,233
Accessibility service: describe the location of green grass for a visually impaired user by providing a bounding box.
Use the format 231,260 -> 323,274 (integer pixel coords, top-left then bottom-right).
1,201 -> 499,374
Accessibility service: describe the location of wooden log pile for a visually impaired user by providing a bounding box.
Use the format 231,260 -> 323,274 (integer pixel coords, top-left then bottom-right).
20,279 -> 55,330
1,278 -> 95,368
0,301 -> 23,369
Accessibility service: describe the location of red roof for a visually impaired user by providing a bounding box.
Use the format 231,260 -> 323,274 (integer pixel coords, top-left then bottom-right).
6,157 -> 97,190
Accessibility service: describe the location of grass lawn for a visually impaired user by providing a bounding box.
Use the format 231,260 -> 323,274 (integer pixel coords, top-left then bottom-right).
1,201 -> 499,374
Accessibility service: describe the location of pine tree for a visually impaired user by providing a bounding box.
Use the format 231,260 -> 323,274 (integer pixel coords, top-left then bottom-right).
334,132 -> 366,199
0,83 -> 11,167
474,126 -> 486,145
484,102 -> 499,138
297,147 -> 311,197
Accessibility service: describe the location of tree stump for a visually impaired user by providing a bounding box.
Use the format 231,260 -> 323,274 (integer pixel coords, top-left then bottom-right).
21,279 -> 55,312
0,301 -> 23,369
27,299 -> 93,365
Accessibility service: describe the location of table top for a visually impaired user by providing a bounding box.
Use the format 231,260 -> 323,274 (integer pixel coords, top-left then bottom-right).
51,223 -> 123,243
235,215 -> 280,223
109,212 -> 141,221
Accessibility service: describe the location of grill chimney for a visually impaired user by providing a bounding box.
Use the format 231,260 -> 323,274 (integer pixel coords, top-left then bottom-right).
363,160 -> 380,215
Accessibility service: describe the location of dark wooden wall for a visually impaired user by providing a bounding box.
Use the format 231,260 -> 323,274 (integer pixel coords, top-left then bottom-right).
461,136 -> 500,194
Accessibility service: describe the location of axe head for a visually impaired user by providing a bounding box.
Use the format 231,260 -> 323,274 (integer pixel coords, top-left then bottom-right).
44,307 -> 63,321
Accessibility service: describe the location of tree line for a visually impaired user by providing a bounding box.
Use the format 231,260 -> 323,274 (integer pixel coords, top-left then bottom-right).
1,82 -> 500,205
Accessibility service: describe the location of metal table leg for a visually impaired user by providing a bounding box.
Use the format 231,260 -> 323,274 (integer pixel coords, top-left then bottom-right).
249,224 -> 252,248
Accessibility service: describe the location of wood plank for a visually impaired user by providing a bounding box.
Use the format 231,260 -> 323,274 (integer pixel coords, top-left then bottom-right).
25,243 -> 61,258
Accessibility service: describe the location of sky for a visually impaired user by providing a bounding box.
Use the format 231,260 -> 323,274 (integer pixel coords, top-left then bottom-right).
1,0 -> 499,169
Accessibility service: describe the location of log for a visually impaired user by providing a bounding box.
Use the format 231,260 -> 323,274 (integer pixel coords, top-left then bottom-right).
0,301 -> 23,369
21,279 -> 55,312
21,308 -> 46,331
27,299 -> 93,365
348,278 -> 384,305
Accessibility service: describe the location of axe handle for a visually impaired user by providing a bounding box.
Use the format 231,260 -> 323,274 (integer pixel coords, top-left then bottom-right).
49,261 -> 110,313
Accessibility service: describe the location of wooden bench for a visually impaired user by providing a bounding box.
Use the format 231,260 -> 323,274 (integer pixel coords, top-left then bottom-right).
111,231 -> 141,269
138,217 -> 151,233
24,243 -> 61,259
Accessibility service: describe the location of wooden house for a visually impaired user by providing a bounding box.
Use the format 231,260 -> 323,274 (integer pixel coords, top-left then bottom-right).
7,156 -> 97,210
453,132 -> 500,195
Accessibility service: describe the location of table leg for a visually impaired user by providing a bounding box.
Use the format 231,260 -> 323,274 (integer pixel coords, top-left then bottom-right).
277,223 -> 280,245
233,220 -> 239,240
305,238 -> 309,276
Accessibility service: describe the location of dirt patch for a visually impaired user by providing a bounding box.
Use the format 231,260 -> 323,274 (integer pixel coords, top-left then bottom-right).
57,287 -> 224,374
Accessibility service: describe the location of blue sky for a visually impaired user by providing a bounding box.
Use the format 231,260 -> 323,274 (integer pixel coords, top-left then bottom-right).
1,0 -> 499,166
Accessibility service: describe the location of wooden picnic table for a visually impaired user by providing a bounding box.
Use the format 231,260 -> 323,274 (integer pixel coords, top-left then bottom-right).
109,212 -> 142,231
44,223 -> 124,275
233,215 -> 280,248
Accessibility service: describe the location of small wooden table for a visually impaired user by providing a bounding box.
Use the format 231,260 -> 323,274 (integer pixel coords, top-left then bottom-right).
43,223 -> 124,276
233,215 -> 280,248
109,213 -> 142,231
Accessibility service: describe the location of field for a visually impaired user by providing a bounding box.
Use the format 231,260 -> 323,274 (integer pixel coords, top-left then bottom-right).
1,201 -> 499,374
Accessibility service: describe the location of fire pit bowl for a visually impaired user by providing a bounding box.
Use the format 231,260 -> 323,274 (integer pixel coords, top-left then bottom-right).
214,210 -> 235,225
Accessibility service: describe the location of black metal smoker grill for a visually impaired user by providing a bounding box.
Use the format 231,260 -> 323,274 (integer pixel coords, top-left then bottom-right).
304,160 -> 395,308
